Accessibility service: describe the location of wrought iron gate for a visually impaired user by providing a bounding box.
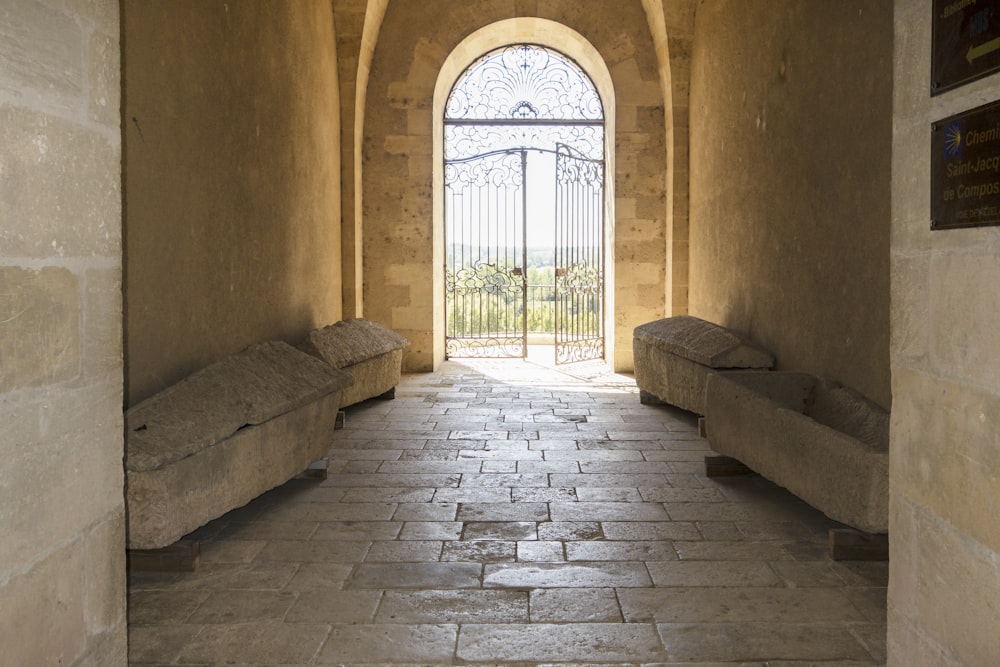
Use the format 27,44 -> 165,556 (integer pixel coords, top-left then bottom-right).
445,149 -> 527,358
554,144 -> 605,364
445,145 -> 605,362
443,43 -> 606,363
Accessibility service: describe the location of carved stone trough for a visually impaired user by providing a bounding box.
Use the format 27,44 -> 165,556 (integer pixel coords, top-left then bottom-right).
705,370 -> 889,534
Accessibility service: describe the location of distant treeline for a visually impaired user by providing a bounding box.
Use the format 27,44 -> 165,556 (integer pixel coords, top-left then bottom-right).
447,246 -> 597,270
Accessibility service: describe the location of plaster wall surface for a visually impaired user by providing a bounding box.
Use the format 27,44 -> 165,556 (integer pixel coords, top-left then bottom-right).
890,1 -> 1000,663
123,0 -> 342,405
688,0 -> 892,409
0,0 -> 126,663
362,0 -> 667,372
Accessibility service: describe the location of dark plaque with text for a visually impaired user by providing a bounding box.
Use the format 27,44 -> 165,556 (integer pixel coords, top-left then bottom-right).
932,0 -> 1000,95
932,99 -> 1000,229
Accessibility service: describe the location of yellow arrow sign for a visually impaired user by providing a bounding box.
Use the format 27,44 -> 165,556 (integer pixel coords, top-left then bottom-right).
967,37 -> 1000,63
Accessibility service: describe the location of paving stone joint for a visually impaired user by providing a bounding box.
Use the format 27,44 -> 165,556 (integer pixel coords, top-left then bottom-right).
128,356 -> 887,665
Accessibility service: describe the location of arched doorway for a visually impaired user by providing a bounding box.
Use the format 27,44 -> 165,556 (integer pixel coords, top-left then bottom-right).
443,44 -> 606,364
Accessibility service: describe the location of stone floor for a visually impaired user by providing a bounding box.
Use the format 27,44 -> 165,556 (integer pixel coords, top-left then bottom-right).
127,355 -> 888,666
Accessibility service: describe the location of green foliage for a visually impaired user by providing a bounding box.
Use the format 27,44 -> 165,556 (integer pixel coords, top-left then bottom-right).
525,248 -> 556,269
527,265 -> 555,286
446,263 -> 599,337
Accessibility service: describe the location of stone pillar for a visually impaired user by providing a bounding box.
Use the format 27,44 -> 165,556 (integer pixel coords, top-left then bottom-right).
0,1 -> 126,665
890,1 -> 1000,663
643,0 -> 696,318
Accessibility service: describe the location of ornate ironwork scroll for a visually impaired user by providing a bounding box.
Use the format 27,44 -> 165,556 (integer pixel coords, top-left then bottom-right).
445,44 -> 604,162
445,44 -> 603,122
446,260 -> 526,357
445,123 -> 604,162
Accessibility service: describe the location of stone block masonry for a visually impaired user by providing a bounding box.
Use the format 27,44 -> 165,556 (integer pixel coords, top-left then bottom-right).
891,1 -> 1000,662
0,0 -> 126,664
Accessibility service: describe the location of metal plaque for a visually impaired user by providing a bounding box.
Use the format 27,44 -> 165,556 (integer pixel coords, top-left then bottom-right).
932,99 -> 1000,229
932,0 -> 1000,95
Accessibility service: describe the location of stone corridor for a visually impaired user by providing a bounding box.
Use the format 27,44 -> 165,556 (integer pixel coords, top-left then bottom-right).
127,356 -> 887,665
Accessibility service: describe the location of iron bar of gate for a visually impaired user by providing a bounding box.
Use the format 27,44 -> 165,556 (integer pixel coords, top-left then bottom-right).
520,149 -> 528,355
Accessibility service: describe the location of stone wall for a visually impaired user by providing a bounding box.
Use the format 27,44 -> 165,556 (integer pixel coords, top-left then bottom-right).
688,0 -> 893,409
123,0 -> 342,404
362,0 -> 668,371
0,1 -> 126,664
890,1 -> 1000,663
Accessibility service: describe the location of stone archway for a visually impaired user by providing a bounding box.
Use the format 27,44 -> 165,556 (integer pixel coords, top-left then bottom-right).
362,2 -> 669,373
436,24 -> 616,367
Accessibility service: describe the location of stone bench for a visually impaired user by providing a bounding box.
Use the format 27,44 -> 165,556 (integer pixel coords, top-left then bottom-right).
299,318 -> 409,408
125,341 -> 352,550
704,370 -> 889,534
633,316 -> 775,414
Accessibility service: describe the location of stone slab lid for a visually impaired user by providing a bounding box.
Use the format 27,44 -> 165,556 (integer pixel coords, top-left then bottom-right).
126,341 -> 352,473
300,318 -> 410,369
634,316 -> 775,369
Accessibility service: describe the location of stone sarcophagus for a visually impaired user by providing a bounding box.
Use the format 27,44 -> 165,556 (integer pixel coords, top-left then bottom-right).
125,341 -> 351,550
299,318 -> 409,408
633,316 -> 775,415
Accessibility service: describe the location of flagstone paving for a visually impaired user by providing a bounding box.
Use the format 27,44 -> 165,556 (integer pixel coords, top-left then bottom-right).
127,356 -> 887,665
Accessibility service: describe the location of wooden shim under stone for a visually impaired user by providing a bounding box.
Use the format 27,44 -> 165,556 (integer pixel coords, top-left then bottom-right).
128,540 -> 200,572
297,460 -> 329,480
829,528 -> 889,561
639,390 -> 665,406
335,410 -> 346,429
377,387 -> 396,400
705,455 -> 755,477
